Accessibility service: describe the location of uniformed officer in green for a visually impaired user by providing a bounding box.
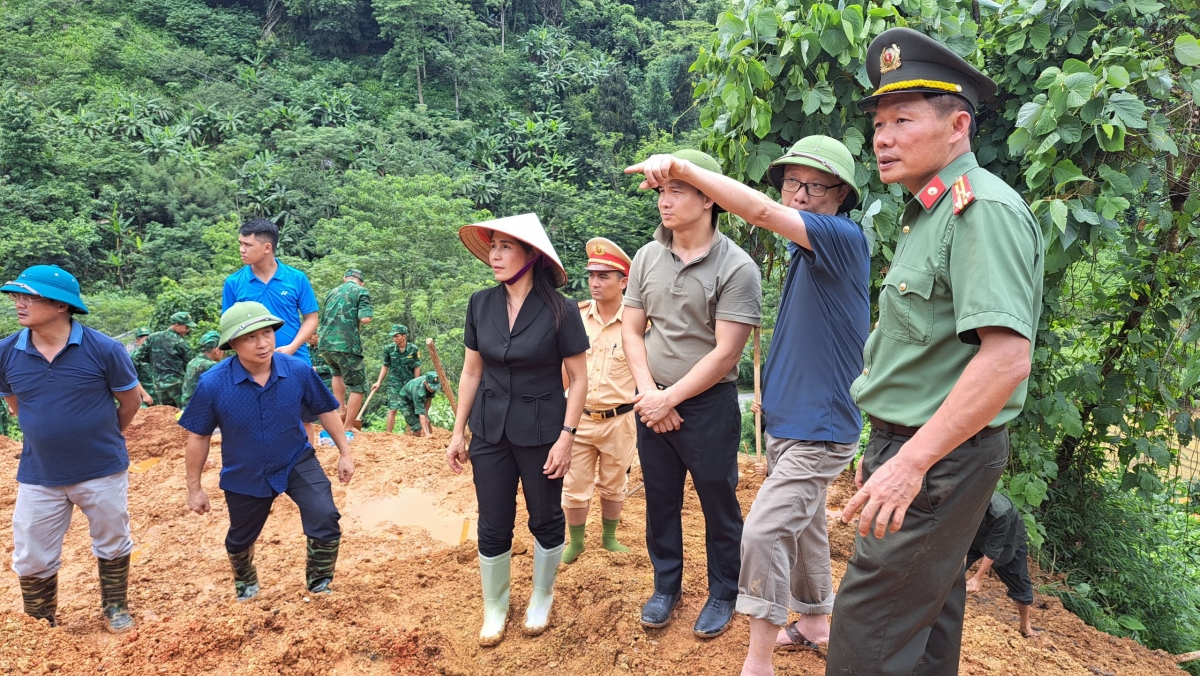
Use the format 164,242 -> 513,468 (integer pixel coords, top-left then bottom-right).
308,333 -> 333,391
181,330 -> 224,408
130,326 -> 156,406
829,28 -> 1044,676
396,372 -> 439,437
317,269 -> 373,428
147,312 -> 197,409
370,324 -> 422,434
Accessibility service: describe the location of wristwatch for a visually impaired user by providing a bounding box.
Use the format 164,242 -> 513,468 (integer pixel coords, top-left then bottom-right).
562,425 -> 577,435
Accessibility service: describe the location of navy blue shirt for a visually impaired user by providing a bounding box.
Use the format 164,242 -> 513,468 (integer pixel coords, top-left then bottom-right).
222,260 -> 319,363
178,353 -> 339,497
0,321 -> 139,486
761,212 -> 871,444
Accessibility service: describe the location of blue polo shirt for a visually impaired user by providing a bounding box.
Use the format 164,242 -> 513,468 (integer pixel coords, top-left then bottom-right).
178,352 -> 339,498
0,321 -> 140,486
222,260 -> 319,363
761,212 -> 871,444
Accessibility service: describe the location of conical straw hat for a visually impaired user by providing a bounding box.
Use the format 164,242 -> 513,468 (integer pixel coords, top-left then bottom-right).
458,213 -> 568,288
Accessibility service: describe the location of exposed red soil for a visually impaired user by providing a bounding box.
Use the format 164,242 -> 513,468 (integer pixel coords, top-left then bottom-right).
0,408 -> 1186,674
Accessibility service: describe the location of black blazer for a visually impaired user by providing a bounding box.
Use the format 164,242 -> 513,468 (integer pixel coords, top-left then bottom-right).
464,285 -> 589,447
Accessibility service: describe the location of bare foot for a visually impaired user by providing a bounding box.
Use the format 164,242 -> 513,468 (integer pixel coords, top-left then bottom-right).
740,657 -> 774,676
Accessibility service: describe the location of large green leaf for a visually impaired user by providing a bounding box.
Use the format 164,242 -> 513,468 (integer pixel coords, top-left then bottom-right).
1107,92 -> 1147,128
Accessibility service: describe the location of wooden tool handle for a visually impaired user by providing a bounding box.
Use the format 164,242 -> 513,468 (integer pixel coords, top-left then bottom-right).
426,338 -> 459,413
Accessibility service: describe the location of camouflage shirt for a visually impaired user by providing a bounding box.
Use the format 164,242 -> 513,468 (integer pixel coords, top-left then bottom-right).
311,350 -> 333,381
317,281 -> 373,355
147,329 -> 193,385
400,375 -> 436,412
181,355 -> 219,407
130,341 -> 155,394
382,343 -> 421,384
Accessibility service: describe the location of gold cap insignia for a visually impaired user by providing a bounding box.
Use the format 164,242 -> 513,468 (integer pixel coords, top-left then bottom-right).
594,243 -> 606,255
880,44 -> 901,74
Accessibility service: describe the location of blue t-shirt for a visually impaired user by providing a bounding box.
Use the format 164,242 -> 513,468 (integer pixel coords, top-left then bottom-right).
222,260 -> 319,363
178,352 -> 339,497
761,212 -> 871,444
0,321 -> 140,486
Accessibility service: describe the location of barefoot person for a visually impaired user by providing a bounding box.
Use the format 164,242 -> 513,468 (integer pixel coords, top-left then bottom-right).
446,214 -> 589,645
829,28 -> 1044,675
0,265 -> 142,632
622,149 -> 762,638
181,301 -> 354,601
561,237 -> 638,564
628,136 -> 871,672
966,491 -> 1038,637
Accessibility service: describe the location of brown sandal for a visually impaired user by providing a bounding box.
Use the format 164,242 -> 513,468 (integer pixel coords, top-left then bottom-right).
777,622 -> 824,653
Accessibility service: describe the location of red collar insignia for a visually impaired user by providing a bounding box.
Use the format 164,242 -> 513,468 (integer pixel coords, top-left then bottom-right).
951,175 -> 976,215
918,176 -> 947,210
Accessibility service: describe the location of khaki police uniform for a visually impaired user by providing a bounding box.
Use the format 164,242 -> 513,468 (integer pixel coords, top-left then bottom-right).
826,28 -> 1044,676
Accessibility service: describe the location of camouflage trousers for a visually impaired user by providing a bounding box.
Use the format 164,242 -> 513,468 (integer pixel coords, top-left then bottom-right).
154,378 -> 184,408
12,472 -> 133,578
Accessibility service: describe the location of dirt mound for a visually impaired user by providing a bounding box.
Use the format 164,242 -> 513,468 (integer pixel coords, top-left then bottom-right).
0,413 -> 1186,675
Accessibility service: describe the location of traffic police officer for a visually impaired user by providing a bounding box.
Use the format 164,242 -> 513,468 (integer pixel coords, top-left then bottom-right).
829,28 -> 1044,676
561,237 -> 638,564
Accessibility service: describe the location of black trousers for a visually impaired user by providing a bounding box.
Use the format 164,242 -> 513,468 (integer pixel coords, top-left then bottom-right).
470,434 -> 564,557
637,381 -> 742,600
967,542 -> 1033,605
224,450 -> 342,553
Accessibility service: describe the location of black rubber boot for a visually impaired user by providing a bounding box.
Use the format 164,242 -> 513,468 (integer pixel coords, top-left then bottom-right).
97,555 -> 135,634
18,573 -> 58,627
305,537 -> 340,595
227,547 -> 260,602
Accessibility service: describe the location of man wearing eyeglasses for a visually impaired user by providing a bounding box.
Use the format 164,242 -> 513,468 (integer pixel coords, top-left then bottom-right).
628,134 -> 870,674
0,266 -> 142,633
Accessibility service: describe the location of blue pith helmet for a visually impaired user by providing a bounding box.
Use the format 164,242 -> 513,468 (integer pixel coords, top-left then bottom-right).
0,265 -> 89,314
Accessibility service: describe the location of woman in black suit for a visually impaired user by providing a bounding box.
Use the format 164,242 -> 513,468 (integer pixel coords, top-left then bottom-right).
447,214 -> 589,646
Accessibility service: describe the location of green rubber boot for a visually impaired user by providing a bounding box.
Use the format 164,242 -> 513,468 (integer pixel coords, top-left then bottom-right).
306,537 -> 340,595
227,547 -> 260,602
562,524 -> 586,564
98,555 -> 135,634
602,518 -> 631,553
18,573 -> 58,627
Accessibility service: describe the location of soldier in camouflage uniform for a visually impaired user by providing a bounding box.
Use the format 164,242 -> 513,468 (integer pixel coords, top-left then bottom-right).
396,373 -> 440,437
147,312 -> 196,408
317,269 -> 373,428
129,326 -> 156,406
181,330 -> 224,408
371,324 -> 421,434
308,333 -> 334,391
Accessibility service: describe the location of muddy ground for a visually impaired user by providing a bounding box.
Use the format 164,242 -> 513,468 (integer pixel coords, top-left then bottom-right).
0,406 -> 1186,675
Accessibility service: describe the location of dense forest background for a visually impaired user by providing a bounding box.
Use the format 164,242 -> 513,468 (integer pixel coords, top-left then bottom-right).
0,0 -> 1198,667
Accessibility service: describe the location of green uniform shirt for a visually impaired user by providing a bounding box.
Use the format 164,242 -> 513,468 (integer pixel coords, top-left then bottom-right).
181,355 -> 219,407
311,350 -> 333,381
317,281 -> 373,356
850,153 -> 1044,427
400,375 -> 435,413
130,341 -> 156,396
147,329 -> 193,386
382,342 -> 421,384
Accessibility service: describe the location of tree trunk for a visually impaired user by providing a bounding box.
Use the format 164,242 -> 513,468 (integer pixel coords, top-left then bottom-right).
416,55 -> 424,106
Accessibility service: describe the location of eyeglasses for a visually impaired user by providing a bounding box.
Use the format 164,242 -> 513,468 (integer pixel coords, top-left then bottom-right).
779,178 -> 845,196
5,293 -> 50,307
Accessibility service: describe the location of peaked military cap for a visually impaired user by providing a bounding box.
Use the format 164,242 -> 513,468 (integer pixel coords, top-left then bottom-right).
858,27 -> 996,112
344,268 -> 364,281
584,237 -> 632,275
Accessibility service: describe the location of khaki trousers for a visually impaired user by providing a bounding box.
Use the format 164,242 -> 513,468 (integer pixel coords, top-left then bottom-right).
736,434 -> 857,625
826,427 -> 1008,676
562,411 -> 636,509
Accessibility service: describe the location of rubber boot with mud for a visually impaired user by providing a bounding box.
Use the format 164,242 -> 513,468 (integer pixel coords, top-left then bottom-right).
98,555 -> 135,634
227,546 -> 260,601
18,573 -> 58,627
306,537 -> 340,595
478,549 -> 511,647
523,541 -> 564,636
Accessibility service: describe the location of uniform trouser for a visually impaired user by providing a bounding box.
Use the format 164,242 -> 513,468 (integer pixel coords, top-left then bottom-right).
223,450 -> 341,553
736,434 -> 858,626
637,381 -> 742,600
826,426 -> 1008,676
156,382 -> 183,408
12,471 -> 133,578
470,434 -> 565,557
966,543 -> 1034,605
562,411 -> 637,509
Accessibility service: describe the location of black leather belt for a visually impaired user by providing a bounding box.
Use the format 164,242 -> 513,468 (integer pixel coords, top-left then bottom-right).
584,403 -> 635,421
868,416 -> 1006,442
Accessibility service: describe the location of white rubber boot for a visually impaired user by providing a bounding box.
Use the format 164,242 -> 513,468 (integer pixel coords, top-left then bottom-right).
478,549 -> 511,647
523,541 -> 564,635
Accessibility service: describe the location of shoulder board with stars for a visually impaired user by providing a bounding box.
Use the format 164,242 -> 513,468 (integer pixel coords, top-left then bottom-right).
950,175 -> 976,215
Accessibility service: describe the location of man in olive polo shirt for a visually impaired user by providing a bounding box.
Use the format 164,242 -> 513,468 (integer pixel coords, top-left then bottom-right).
829,29 -> 1044,676
622,149 -> 762,638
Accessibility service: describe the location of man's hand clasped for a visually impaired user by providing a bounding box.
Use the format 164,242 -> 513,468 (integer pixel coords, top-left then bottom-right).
840,448 -> 926,538
633,388 -> 684,433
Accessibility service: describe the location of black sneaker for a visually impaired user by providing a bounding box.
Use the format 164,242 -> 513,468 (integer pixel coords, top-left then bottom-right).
640,590 -> 682,628
692,596 -> 735,638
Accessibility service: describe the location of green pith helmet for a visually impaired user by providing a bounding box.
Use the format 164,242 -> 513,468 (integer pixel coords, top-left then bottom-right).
197,330 -> 222,351
425,372 -> 441,391
169,311 -> 196,328
670,149 -> 725,214
768,135 -> 861,213
392,324 -> 408,336
135,326 -> 151,338
218,301 -> 285,350
344,268 -> 364,281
